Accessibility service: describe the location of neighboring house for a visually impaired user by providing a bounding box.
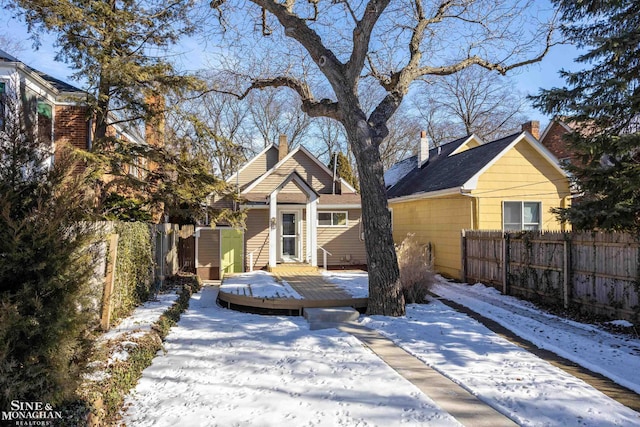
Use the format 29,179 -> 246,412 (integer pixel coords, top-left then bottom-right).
386,130 -> 572,279
0,49 -> 147,178
538,118 -> 576,165
195,136 -> 367,280
0,48 -> 90,166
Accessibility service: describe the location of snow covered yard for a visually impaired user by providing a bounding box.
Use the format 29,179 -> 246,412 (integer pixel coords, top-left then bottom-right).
122,286 -> 457,426
122,273 -> 640,426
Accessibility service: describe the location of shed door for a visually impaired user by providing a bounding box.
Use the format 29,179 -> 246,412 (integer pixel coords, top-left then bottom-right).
220,229 -> 244,275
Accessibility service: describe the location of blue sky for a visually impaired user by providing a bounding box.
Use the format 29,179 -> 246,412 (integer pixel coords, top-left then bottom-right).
1,9 -> 583,132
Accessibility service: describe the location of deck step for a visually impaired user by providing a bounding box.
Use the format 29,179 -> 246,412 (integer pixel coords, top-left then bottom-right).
269,264 -> 318,274
303,307 -> 360,330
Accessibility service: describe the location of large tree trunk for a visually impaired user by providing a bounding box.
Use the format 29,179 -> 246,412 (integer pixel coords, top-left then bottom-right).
345,115 -> 405,316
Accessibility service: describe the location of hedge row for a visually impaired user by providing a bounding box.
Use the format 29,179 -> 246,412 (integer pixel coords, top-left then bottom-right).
59,274 -> 202,426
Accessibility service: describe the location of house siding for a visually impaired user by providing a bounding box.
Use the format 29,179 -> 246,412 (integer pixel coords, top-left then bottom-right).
245,209 -> 270,271
451,138 -> 481,154
472,141 -> 571,231
236,147 -> 279,188
391,196 -> 472,279
317,209 -> 367,267
196,228 -> 220,280
250,151 -> 334,194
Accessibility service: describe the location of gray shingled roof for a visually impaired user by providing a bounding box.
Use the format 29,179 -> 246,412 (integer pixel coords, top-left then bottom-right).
0,48 -> 84,94
387,133 -> 521,199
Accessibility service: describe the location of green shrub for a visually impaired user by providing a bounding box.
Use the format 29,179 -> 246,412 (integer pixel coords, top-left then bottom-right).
396,233 -> 435,304
61,274 -> 201,426
0,93 -> 98,407
110,222 -> 154,324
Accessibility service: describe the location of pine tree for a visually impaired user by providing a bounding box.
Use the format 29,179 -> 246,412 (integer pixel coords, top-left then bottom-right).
534,1 -> 640,232
328,151 -> 359,192
7,0 -> 234,223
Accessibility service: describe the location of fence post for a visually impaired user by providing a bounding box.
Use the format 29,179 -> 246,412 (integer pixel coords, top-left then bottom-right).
563,237 -> 570,309
502,232 -> 510,295
101,234 -> 119,331
461,230 -> 467,283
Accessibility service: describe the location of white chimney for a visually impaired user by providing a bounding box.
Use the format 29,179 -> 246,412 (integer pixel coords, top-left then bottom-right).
419,130 -> 430,167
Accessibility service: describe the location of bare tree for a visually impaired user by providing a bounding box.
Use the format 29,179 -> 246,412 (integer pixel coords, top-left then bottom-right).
415,66 -> 528,145
380,105 -> 423,170
248,87 -> 312,148
210,0 -> 557,315
0,33 -> 25,55
313,116 -> 348,162
167,72 -> 254,179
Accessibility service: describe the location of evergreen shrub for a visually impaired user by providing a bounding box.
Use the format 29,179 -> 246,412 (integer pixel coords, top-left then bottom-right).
110,222 -> 154,324
0,93 -> 97,407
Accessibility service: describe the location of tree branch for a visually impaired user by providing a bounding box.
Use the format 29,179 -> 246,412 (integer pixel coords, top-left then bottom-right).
213,76 -> 343,120
345,0 -> 391,84
248,0 -> 346,87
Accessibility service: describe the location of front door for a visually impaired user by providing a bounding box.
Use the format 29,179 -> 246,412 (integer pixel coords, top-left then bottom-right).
280,212 -> 298,261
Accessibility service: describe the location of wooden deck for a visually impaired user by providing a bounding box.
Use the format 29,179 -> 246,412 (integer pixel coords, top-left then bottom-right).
217,268 -> 368,314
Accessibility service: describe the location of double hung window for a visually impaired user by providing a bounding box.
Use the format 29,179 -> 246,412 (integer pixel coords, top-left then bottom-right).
503,201 -> 541,231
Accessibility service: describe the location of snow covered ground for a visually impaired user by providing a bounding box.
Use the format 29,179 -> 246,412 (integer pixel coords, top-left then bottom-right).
102,292 -> 180,342
123,272 -> 640,426
219,270 -> 302,299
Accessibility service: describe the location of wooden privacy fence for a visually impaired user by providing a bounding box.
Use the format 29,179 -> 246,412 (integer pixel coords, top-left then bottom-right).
461,230 -> 640,321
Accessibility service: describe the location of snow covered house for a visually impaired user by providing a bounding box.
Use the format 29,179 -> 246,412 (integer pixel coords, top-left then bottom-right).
195,136 -> 367,280
386,130 -> 572,279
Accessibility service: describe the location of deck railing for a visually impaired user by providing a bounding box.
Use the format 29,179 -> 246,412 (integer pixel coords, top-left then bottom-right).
318,246 -> 332,270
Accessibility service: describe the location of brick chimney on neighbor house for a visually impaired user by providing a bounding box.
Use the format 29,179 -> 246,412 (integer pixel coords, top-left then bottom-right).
522,120 -> 540,139
419,130 -> 430,167
278,134 -> 289,161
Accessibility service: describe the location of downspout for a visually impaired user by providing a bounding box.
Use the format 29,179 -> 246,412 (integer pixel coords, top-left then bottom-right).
87,118 -> 93,151
236,168 -> 240,210
332,152 -> 338,194
460,191 -> 479,230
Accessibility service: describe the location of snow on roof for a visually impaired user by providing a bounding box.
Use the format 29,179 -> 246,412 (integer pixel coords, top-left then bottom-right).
384,155 -> 417,189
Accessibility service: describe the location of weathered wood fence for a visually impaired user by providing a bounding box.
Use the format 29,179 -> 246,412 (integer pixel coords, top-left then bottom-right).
461,230 -> 640,321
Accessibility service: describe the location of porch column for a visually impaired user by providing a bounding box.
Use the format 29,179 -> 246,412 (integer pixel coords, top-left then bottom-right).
269,193 -> 277,268
305,201 -> 311,264
309,197 -> 318,266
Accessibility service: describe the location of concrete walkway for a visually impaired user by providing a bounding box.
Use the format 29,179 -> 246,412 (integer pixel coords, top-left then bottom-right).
340,323 -> 518,427
269,271 -> 519,425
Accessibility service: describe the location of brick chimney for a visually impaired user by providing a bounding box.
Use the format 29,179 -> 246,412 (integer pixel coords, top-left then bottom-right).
419,130 -> 430,167
278,134 -> 289,161
145,92 -> 165,148
522,120 -> 540,140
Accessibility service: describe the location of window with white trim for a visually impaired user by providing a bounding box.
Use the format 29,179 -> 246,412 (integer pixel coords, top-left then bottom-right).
36,100 -> 53,145
503,201 -> 541,231
318,211 -> 348,227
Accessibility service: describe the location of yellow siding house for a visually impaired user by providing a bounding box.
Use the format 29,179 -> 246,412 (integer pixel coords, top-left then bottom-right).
386,131 -> 571,279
